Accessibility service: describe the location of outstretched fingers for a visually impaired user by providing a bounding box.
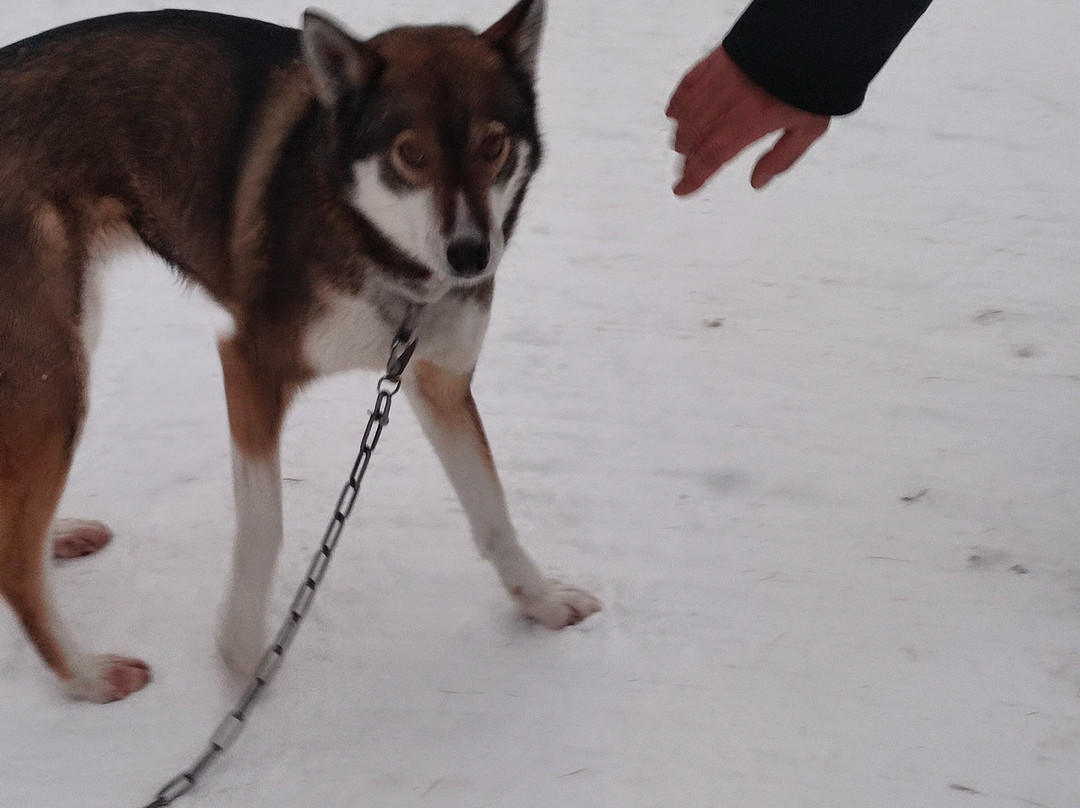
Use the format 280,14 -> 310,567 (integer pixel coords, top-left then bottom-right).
668,44 -> 832,192
749,118 -> 830,189
673,110 -> 772,196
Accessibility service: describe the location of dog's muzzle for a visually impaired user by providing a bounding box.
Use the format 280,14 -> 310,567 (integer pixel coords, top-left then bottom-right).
446,238 -> 490,277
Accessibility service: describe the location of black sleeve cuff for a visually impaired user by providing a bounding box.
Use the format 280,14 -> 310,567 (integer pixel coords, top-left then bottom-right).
722,0 -> 932,116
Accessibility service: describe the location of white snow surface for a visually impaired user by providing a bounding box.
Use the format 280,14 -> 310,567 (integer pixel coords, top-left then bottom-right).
2,1 -> 1079,806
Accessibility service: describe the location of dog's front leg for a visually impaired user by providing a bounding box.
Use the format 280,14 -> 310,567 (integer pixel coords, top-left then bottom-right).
216,337 -> 291,674
406,359 -> 600,628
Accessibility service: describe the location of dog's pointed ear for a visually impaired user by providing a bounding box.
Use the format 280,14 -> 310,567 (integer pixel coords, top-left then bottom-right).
481,0 -> 545,79
301,9 -> 382,107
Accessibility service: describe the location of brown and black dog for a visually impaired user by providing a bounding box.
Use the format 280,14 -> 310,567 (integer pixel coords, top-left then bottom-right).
0,0 -> 599,703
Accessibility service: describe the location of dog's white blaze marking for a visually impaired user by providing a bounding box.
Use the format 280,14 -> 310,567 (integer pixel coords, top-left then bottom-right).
217,447 -> 283,672
351,158 -> 449,276
451,193 -> 483,241
304,290 -> 392,376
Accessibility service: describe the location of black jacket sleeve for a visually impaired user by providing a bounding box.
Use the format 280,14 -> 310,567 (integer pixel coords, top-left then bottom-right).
722,0 -> 932,116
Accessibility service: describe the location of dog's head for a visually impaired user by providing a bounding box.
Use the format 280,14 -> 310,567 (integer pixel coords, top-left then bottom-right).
301,0 -> 544,299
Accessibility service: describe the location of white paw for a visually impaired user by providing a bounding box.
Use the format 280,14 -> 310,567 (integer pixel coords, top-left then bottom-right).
63,654 -> 152,703
516,580 -> 602,629
215,608 -> 267,677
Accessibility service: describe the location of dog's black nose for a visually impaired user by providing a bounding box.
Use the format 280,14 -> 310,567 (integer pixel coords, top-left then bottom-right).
446,239 -> 489,277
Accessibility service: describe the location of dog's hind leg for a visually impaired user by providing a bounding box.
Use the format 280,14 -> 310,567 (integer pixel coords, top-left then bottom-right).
48,248 -> 114,562
405,359 -> 601,629
215,336 -> 292,675
0,416 -> 150,702
0,207 -> 149,701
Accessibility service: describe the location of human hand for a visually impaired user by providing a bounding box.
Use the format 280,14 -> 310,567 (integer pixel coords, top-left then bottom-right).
667,44 -> 830,194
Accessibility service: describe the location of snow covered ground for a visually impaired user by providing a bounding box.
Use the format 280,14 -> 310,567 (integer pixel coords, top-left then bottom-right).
2,1 -> 1078,806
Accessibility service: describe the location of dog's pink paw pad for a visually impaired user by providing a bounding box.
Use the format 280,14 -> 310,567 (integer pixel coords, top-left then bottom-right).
64,655 -> 153,703
99,656 -> 152,702
51,519 -> 113,559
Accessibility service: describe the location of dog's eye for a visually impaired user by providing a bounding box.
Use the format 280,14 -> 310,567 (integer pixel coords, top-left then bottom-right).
480,130 -> 507,163
396,139 -> 427,171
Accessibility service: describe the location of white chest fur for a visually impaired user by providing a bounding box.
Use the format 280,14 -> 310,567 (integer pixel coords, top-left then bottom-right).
303,287 -> 492,379
302,290 -> 390,377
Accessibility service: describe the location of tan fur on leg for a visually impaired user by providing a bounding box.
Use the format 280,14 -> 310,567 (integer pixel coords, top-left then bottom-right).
0,428 -> 78,679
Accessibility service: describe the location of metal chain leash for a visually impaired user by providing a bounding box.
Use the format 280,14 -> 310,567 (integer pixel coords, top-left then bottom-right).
140,328 -> 418,808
